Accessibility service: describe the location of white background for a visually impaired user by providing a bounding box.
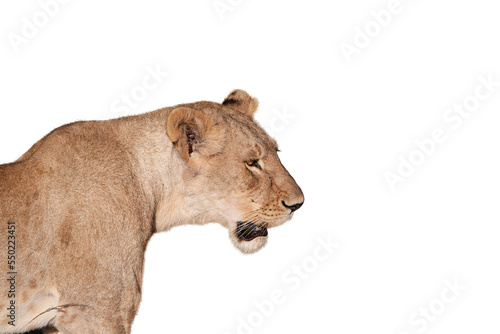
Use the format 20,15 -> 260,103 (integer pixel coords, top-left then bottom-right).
1,1 -> 500,333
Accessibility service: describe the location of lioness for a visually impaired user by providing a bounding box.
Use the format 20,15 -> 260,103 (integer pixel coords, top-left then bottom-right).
0,90 -> 304,334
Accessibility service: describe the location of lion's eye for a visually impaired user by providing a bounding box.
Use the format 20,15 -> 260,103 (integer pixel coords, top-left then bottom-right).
246,160 -> 262,170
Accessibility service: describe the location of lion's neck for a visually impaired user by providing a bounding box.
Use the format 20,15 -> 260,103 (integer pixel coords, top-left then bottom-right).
111,109 -> 201,232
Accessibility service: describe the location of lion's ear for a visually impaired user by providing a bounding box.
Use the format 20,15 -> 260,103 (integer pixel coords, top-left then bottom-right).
222,89 -> 259,117
167,107 -> 224,162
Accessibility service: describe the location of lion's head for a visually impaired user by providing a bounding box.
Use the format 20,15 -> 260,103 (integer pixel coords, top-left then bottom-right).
160,90 -> 304,253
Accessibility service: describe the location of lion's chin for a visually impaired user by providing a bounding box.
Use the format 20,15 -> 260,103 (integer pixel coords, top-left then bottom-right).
229,228 -> 268,254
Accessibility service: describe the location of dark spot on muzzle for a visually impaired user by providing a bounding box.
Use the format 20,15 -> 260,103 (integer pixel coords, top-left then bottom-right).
236,222 -> 268,241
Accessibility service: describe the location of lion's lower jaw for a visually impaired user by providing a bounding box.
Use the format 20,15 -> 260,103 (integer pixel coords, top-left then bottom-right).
230,233 -> 268,254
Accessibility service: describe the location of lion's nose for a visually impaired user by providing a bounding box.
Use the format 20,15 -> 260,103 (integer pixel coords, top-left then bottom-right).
282,200 -> 304,213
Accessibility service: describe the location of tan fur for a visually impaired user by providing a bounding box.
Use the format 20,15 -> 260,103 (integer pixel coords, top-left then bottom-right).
0,90 -> 304,333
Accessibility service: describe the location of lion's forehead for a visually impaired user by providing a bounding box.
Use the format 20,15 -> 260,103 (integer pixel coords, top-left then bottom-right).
191,103 -> 277,153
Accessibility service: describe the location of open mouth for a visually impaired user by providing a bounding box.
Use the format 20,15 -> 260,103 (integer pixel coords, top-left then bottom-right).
236,222 -> 268,241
